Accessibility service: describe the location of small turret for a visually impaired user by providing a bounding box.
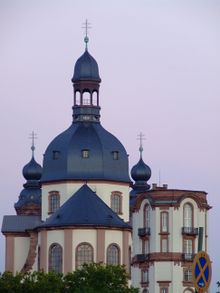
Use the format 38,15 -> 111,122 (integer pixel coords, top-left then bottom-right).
14,132 -> 42,215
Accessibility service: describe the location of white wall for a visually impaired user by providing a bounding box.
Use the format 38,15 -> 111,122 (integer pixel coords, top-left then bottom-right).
42,182 -> 130,221
14,237 -> 30,273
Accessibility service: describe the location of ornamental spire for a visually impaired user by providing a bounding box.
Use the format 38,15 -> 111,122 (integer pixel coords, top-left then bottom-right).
29,131 -> 37,158
137,132 -> 145,159
82,19 -> 92,50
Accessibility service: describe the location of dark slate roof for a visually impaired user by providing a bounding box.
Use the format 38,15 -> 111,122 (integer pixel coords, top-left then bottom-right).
41,122 -> 130,183
72,50 -> 101,82
1,215 -> 42,233
39,185 -> 130,229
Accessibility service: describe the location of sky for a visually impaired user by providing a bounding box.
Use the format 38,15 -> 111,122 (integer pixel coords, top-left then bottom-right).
0,0 -> 219,290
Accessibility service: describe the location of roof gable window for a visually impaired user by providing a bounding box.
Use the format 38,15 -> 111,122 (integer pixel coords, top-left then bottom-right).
82,149 -> 89,158
112,151 -> 119,160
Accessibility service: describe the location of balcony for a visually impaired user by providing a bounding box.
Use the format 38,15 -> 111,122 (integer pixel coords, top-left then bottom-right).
138,227 -> 151,237
182,253 -> 195,261
136,254 -> 150,263
182,227 -> 198,235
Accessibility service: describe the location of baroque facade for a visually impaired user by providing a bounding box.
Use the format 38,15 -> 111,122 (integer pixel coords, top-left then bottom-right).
1,36 -> 210,293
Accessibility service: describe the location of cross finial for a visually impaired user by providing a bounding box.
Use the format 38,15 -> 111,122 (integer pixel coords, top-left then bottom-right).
29,131 -> 37,157
82,19 -> 92,50
137,132 -> 145,158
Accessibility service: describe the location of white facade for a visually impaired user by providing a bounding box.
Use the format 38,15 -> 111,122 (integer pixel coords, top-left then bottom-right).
131,184 -> 210,293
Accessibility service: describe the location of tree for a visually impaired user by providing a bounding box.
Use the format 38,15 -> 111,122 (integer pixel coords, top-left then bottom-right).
0,264 -> 138,293
64,263 -> 138,293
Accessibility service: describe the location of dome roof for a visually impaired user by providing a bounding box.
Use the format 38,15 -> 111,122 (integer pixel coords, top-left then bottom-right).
41,122 -> 130,183
72,50 -> 101,82
23,157 -> 42,181
131,158 -> 151,182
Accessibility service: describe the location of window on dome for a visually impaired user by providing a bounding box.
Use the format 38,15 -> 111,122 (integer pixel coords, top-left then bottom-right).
107,244 -> 120,265
48,243 -> 63,273
112,151 -> 119,160
82,149 -> 89,158
111,192 -> 122,214
82,92 -> 91,105
48,191 -> 60,214
75,91 -> 81,105
92,91 -> 98,106
76,243 -> 93,269
52,150 -> 60,160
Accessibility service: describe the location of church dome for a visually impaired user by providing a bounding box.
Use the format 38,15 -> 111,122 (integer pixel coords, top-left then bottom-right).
41,122 -> 130,183
72,50 -> 101,82
23,157 -> 42,181
131,157 -> 151,183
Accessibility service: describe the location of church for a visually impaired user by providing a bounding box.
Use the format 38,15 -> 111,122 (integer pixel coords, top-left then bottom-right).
1,31 -> 211,293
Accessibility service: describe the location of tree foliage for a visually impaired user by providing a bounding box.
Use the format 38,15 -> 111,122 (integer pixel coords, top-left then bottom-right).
0,263 -> 138,293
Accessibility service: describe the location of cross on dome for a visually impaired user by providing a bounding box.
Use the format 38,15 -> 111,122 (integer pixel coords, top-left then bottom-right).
29,131 -> 37,157
82,19 -> 92,50
137,132 -> 145,158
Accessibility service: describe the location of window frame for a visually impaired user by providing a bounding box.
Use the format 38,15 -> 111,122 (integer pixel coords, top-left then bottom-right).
82,149 -> 90,158
143,204 -> 150,228
48,243 -> 63,273
111,192 -> 122,214
160,211 -> 169,233
75,242 -> 94,270
48,191 -> 60,214
183,203 -> 193,228
106,243 -> 120,265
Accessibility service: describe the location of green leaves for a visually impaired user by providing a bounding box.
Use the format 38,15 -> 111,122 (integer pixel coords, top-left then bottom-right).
0,264 -> 138,293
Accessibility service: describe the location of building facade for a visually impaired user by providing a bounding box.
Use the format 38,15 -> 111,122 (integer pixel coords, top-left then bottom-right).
2,36 -> 211,292
130,149 -> 211,292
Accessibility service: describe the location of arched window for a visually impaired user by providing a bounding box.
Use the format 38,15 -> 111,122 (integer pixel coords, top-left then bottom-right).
75,91 -> 81,105
92,91 -> 98,106
183,203 -> 193,228
48,243 -> 62,273
107,244 -> 120,265
142,289 -> 149,293
111,192 -> 122,214
143,204 -> 150,228
82,91 -> 91,105
76,243 -> 93,269
48,191 -> 60,214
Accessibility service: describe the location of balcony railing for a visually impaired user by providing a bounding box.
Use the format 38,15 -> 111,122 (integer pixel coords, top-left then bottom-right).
182,227 -> 198,235
182,253 -> 195,261
138,227 -> 151,237
136,254 -> 150,263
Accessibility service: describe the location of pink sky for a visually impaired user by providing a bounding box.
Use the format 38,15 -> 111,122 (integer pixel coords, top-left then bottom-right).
0,1 -> 219,290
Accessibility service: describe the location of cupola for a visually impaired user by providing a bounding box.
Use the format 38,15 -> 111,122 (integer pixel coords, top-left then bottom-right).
14,134 -> 42,216
131,134 -> 151,193
71,23 -> 101,123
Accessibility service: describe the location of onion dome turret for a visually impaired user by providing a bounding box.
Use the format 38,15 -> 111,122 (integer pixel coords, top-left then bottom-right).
130,134 -> 151,194
14,135 -> 42,216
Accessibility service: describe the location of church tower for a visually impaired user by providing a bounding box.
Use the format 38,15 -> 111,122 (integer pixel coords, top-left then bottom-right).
2,30 -> 131,274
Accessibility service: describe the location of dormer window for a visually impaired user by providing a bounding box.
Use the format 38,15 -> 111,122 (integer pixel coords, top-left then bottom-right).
52,150 -> 60,160
82,149 -> 89,158
112,151 -> 119,160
